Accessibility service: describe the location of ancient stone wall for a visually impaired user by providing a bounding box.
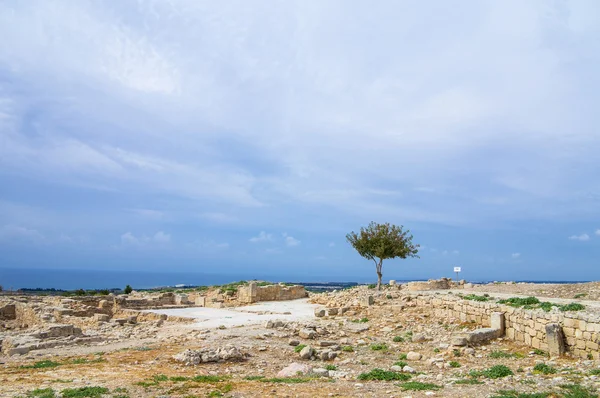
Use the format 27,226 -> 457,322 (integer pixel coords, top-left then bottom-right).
0,303 -> 16,320
413,293 -> 600,359
405,278 -> 461,291
238,283 -> 307,304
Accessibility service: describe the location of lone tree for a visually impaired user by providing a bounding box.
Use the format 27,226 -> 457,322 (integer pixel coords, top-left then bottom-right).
124,285 -> 133,295
346,222 -> 419,290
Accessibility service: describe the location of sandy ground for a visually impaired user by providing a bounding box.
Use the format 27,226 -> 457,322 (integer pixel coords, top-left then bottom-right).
145,298 -> 321,328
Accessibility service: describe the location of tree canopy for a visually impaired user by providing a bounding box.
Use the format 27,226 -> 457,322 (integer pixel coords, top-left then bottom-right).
346,222 -> 419,289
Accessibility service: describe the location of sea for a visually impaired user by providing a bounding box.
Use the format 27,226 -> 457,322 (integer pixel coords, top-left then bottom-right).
0,267 -> 590,292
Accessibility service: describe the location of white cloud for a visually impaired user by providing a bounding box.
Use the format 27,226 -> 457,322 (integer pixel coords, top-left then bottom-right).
596,229 -> 600,236
284,235 -> 301,247
0,225 -> 45,242
249,231 -> 273,243
121,231 -> 171,246
511,253 -> 521,259
328,242 -> 335,247
569,234 -> 590,241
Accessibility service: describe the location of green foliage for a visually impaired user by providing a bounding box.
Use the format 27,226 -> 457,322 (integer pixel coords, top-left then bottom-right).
169,376 -> 189,382
123,285 -> 133,295
23,389 -> 56,398
351,317 -> 369,323
393,336 -> 404,343
325,365 -> 337,371
357,368 -> 411,381
453,349 -> 462,357
370,343 -> 388,351
560,383 -> 599,398
74,289 -> 86,296
454,379 -> 484,385
433,347 -> 440,353
294,344 -> 307,353
367,284 -> 377,289
398,382 -> 442,391
533,349 -> 548,356
394,361 -> 407,368
463,294 -> 489,302
470,365 -> 514,379
589,369 -> 600,376
533,363 -> 557,375
449,361 -> 461,368
342,345 -> 354,352
398,353 -> 408,360
346,222 -> 419,288
21,360 -> 62,369
191,375 -> 228,383
61,386 -> 109,398
497,296 -> 585,312
152,374 -> 169,382
490,390 -> 550,398
574,293 -> 587,299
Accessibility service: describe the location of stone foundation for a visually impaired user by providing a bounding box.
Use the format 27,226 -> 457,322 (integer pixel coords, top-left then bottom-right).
414,293 -> 600,359
238,283 -> 307,304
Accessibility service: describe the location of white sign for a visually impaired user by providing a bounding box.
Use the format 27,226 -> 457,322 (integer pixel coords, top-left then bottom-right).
453,267 -> 462,273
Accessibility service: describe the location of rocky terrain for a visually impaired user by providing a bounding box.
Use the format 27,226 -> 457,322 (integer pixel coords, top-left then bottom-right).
1,282 -> 600,398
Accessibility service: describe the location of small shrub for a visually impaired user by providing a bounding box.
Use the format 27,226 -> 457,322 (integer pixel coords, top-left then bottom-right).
169,376 -> 189,382
152,374 -> 168,382
294,344 -> 307,353
453,349 -> 462,357
574,293 -> 587,299
559,383 -> 598,398
560,303 -> 586,312
123,285 -> 133,294
483,365 -> 514,379
433,347 -> 440,353
394,361 -> 407,368
398,353 -> 408,360
393,336 -> 404,343
325,364 -> 337,371
357,368 -> 411,381
498,297 -> 540,307
342,345 -> 354,352
449,361 -> 461,368
259,377 -> 311,383
489,351 -> 524,359
533,363 -> 557,375
370,343 -> 388,351
398,381 -> 442,391
192,375 -> 228,383
490,390 -> 550,398
533,349 -> 548,356
463,294 -> 489,302
367,284 -> 376,289
589,369 -> 600,376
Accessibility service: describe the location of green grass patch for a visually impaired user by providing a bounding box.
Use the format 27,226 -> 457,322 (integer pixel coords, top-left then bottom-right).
21,360 -> 62,369
393,336 -> 404,343
533,348 -> 548,356
574,293 -> 587,299
533,363 -> 557,375
398,381 -> 442,391
497,297 -> 585,312
589,369 -> 600,376
463,294 -> 489,302
370,343 -> 388,351
449,361 -> 461,368
398,353 -> 408,360
22,389 -> 56,398
454,378 -> 484,385
394,361 -> 407,368
61,386 -> 109,398
357,369 -> 411,381
169,376 -> 189,382
191,375 -> 228,383
470,365 -> 513,379
294,344 -> 307,353
560,383 -> 599,398
342,345 -> 354,352
351,317 -> 369,323
325,365 -> 337,371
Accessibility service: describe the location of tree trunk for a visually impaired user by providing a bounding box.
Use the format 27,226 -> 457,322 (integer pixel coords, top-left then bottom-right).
377,272 -> 382,290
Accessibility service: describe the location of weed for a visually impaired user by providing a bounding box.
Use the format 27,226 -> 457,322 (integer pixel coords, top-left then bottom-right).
398,381 -> 442,391
259,377 -> 311,383
370,343 -> 388,351
433,347 -> 440,353
497,297 -> 585,312
191,375 -> 228,383
294,344 -> 307,353
398,353 -> 408,360
61,386 -> 109,398
23,389 -> 56,398
358,368 -> 411,381
453,349 -> 462,357
560,383 -> 599,398
393,336 -> 404,343
533,363 -> 557,375
21,360 -> 61,369
367,284 -> 376,289
454,379 -> 484,385
135,346 -> 153,351
489,351 -> 523,359
394,361 -> 407,368
169,376 -> 189,382
342,345 -> 354,352
449,361 -> 461,368
152,374 -> 169,383
325,365 -> 337,371
463,294 -> 489,302
589,369 -> 600,376
574,293 -> 587,299
470,365 -> 513,379
351,317 -> 369,323
533,349 -> 548,356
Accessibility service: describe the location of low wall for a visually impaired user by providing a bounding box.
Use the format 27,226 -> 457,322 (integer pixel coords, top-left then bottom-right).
0,303 -> 16,320
238,283 -> 307,304
413,293 -> 600,359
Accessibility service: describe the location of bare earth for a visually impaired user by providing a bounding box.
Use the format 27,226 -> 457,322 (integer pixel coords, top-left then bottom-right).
2,282 -> 600,398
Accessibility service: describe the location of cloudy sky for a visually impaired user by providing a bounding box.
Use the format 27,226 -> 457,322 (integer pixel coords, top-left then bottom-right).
1,0 -> 600,283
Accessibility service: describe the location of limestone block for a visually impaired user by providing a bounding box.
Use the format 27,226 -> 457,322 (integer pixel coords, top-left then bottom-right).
491,312 -> 505,334
545,323 -> 566,356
